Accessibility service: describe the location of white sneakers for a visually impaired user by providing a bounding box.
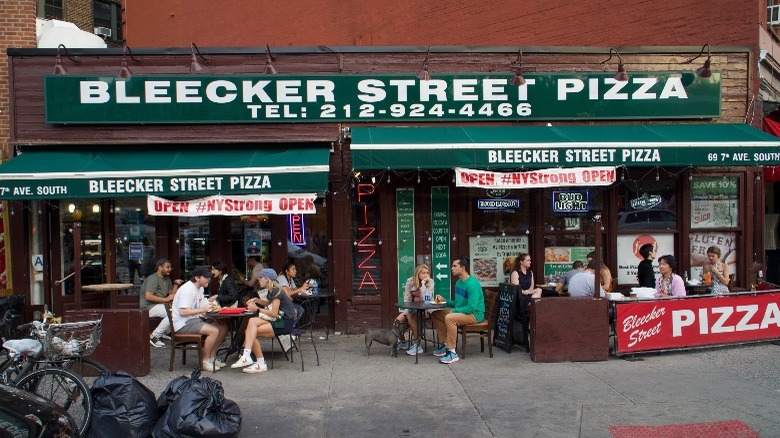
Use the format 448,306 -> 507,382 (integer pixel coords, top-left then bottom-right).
406,344 -> 423,355
230,355 -> 254,368
214,358 -> 227,367
242,362 -> 268,374
201,358 -> 221,372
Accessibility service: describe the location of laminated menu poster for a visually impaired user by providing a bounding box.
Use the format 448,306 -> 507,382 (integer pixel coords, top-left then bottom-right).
469,236 -> 528,287
542,246 -> 593,282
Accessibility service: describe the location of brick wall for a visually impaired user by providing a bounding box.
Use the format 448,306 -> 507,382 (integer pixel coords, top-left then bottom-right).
0,0 -> 37,161
65,0 -> 94,33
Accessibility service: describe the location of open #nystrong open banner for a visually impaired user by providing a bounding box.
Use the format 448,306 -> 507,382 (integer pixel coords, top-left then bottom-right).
614,292 -> 780,355
455,166 -> 616,189
147,194 -> 317,216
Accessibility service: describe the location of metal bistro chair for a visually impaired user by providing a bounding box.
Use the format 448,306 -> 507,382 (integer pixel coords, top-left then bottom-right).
458,289 -> 499,359
165,303 -> 205,371
269,298 -> 320,371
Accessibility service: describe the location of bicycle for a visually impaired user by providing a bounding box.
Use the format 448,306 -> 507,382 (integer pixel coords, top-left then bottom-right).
1,316 -> 105,436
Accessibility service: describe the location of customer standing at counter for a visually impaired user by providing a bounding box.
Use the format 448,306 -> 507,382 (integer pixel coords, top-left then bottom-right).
637,244 -> 656,288
702,246 -> 730,294
655,255 -> 687,298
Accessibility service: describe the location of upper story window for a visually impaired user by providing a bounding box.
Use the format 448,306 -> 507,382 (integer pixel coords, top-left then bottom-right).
94,0 -> 123,42
38,0 -> 64,19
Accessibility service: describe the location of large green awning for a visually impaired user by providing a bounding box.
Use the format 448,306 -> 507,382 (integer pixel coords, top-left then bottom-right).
351,124 -> 780,169
0,147 -> 330,200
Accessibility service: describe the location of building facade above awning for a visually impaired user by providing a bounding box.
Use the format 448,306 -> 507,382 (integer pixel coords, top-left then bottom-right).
350,124 -> 780,170
0,146 -> 330,200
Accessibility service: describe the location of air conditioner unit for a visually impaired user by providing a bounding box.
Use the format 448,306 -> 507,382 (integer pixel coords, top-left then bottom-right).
769,5 -> 780,25
93,26 -> 112,38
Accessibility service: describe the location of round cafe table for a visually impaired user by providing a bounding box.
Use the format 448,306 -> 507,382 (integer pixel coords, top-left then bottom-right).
81,283 -> 133,308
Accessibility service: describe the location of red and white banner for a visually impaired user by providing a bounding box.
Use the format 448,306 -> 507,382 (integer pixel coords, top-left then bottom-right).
455,166 -> 616,189
614,292 -> 780,355
147,194 -> 317,217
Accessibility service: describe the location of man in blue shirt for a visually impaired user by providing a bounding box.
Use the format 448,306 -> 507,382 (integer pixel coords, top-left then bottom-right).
431,257 -> 485,364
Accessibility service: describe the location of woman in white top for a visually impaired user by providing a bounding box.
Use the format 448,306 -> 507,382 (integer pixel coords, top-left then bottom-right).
394,264 -> 435,355
276,261 -> 312,298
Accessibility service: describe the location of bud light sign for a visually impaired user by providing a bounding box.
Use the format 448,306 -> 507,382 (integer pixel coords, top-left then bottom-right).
552,190 -> 589,214
477,198 -> 520,210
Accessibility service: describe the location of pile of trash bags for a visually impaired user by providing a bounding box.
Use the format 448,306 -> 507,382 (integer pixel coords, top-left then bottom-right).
88,368 -> 242,438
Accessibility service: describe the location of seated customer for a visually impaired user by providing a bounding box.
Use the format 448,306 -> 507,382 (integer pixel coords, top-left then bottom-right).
231,268 -> 301,373
277,261 -> 312,298
394,264 -> 435,355
209,261 -> 240,307
555,260 -> 585,294
655,254 -> 686,298
587,251 -> 614,292
636,243 -> 656,288
172,266 -> 229,372
566,260 -> 606,298
141,258 -> 183,348
702,245 -> 730,294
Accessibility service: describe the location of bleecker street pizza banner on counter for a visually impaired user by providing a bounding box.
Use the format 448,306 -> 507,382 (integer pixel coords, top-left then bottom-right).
455,166 -> 616,189
147,194 -> 317,216
613,292 -> 780,355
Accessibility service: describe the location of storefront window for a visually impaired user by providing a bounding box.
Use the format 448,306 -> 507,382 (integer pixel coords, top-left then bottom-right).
234,216 -> 270,279
60,200 -> 104,295
114,199 -> 156,295
542,188 -> 602,282
617,179 -> 678,231
286,200 -> 328,290
179,217 -> 210,279
690,176 -> 738,228
690,231 -> 737,282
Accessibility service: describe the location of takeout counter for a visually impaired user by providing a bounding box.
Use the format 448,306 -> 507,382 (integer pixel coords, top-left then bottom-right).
611,289 -> 780,356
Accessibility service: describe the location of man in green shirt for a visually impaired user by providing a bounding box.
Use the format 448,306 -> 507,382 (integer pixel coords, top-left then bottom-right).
431,257 -> 485,364
141,258 -> 183,347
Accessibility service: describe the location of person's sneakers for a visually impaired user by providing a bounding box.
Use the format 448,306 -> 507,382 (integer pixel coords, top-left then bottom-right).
406,344 -> 423,355
231,355 -> 254,368
439,350 -> 460,364
160,334 -> 172,341
242,362 -> 268,374
396,340 -> 411,350
149,337 -> 165,348
432,346 -> 447,357
201,358 -> 221,372
214,358 -> 227,368
279,334 -> 293,352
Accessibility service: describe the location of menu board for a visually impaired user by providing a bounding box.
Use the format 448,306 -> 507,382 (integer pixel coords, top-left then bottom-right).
396,188 -> 416,303
494,283 -> 519,354
690,177 -> 738,228
469,236 -> 528,287
431,187 -> 452,299
543,246 -> 593,282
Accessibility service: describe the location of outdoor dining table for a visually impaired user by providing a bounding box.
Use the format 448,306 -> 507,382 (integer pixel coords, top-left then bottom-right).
395,300 -> 450,364
205,309 -> 257,362
81,283 -> 133,308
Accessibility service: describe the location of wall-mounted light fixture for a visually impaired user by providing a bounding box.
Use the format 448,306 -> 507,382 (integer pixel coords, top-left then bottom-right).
52,44 -> 80,75
189,42 -> 209,72
263,44 -> 277,75
600,48 -> 628,81
684,44 -> 712,78
117,46 -> 141,78
510,50 -> 526,86
417,46 -> 431,81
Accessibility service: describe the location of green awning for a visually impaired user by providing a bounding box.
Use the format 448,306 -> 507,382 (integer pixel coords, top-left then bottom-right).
0,147 -> 330,200
351,124 -> 780,169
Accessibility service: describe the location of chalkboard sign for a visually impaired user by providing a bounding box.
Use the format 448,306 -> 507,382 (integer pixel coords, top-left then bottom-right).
494,283 -> 519,353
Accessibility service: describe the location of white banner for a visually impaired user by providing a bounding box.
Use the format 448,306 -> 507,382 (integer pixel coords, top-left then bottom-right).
147,194 -> 317,216
455,166 -> 616,189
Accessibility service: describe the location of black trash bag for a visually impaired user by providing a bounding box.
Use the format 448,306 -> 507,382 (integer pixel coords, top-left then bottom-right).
88,370 -> 159,438
153,368 -> 242,438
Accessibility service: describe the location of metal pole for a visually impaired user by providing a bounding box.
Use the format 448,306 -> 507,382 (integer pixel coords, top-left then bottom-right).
74,222 -> 82,310
594,215 -> 601,296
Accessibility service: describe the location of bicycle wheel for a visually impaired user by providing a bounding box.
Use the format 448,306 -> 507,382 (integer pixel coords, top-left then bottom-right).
63,357 -> 108,387
16,367 -> 93,436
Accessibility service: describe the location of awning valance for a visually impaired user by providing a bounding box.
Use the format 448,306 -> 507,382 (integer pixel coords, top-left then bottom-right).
351,124 -> 780,170
0,147 -> 330,200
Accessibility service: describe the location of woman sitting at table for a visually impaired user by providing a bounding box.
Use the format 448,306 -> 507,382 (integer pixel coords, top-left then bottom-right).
511,253 -> 542,299
393,264 -> 435,356
587,251 -> 614,292
277,261 -> 312,298
209,261 -> 240,308
231,268 -> 301,374
702,245 -> 730,295
655,254 -> 687,298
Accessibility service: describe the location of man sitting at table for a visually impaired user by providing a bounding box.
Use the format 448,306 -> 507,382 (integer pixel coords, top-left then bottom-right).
172,266 -> 228,372
566,260 -> 606,298
431,257 -> 485,364
140,258 -> 183,348
555,260 -> 585,294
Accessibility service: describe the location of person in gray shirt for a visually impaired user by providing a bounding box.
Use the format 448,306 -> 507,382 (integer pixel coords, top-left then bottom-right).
555,260 -> 585,294
566,260 -> 606,298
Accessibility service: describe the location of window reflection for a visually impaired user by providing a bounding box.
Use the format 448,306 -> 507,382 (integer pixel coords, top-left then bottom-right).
114,199 -> 156,295
59,200 -> 103,295
617,179 -> 678,231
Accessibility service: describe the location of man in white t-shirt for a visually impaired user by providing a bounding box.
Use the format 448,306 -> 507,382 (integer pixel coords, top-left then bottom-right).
172,266 -> 228,372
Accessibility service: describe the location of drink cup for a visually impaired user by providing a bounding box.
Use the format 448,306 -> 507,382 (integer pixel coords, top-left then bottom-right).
703,272 -> 712,286
630,292 -> 637,299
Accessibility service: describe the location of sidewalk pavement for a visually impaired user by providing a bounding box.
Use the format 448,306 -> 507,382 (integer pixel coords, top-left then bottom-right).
137,332 -> 780,437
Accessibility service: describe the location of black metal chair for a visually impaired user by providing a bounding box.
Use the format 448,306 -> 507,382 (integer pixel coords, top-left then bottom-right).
269,297 -> 319,371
